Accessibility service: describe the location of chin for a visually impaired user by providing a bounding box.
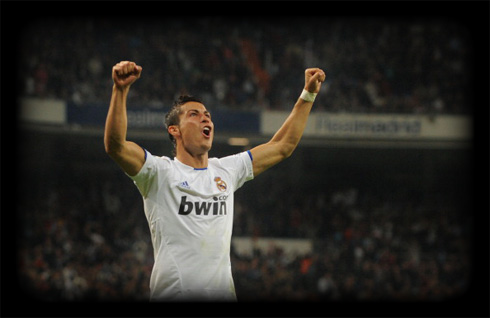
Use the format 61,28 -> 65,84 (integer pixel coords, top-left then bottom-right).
204,138 -> 213,149
203,144 -> 212,153
197,141 -> 212,154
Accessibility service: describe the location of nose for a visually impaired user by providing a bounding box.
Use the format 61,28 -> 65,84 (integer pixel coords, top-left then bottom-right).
201,115 -> 211,123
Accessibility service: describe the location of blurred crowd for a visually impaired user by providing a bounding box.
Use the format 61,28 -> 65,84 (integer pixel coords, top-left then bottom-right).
232,187 -> 471,301
17,173 -> 153,301
17,168 -> 471,302
18,17 -> 471,114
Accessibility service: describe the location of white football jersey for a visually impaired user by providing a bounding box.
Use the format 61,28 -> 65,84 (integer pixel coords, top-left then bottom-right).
129,149 -> 254,301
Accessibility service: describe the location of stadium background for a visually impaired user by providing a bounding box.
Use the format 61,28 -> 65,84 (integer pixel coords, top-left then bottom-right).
7,8 -> 486,315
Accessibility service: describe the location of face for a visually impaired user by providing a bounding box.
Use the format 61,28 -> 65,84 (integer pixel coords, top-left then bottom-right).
169,102 -> 214,156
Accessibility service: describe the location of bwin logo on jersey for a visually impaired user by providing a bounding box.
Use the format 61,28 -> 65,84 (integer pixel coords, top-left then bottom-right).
178,196 -> 227,216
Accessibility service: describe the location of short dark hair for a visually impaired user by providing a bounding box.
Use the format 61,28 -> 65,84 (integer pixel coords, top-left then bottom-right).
164,94 -> 203,153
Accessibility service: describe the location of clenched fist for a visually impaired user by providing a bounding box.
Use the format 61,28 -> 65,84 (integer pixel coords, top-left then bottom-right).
304,68 -> 326,94
112,61 -> 142,90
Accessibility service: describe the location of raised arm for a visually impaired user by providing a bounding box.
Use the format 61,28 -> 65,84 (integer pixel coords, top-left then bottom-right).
104,61 -> 146,176
250,68 -> 325,177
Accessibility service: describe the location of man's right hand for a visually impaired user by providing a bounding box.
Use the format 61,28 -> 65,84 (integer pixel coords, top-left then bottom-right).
112,61 -> 142,90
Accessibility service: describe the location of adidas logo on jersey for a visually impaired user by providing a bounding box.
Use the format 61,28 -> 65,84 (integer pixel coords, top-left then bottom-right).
179,181 -> 191,189
178,196 -> 227,216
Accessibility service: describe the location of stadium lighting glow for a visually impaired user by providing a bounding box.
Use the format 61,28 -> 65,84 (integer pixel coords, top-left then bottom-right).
227,137 -> 249,146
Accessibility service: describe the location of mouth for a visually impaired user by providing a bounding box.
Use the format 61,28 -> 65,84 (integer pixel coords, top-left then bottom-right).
202,126 -> 212,139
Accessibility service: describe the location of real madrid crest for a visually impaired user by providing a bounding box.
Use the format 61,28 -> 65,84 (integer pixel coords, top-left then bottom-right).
214,177 -> 227,192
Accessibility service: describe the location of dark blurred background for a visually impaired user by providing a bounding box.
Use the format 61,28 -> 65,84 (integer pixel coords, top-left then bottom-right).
4,2 -> 487,316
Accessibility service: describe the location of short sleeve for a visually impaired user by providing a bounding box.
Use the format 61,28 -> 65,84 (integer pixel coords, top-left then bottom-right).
217,151 -> 254,191
128,149 -> 171,198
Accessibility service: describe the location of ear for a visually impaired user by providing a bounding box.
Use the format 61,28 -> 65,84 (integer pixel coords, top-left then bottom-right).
168,125 -> 180,139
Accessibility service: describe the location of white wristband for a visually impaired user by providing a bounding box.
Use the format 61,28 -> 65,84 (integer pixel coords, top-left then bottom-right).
300,89 -> 317,102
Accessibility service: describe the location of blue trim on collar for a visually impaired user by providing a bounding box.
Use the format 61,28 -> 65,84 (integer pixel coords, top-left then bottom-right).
194,167 -> 208,171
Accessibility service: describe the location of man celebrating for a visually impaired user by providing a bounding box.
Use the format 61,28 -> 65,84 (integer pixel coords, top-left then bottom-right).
104,61 -> 325,301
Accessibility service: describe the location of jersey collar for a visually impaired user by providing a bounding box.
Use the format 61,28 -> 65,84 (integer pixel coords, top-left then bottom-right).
174,157 -> 208,171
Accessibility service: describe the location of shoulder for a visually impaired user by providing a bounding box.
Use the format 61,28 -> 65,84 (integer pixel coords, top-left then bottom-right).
146,151 -> 173,166
210,151 -> 254,183
210,151 -> 251,169
130,151 -> 173,180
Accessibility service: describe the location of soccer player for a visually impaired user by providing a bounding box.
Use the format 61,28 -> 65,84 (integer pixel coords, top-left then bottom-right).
104,61 -> 325,301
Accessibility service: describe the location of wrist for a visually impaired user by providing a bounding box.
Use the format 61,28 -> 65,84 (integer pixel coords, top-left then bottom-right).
300,89 -> 317,102
113,84 -> 130,94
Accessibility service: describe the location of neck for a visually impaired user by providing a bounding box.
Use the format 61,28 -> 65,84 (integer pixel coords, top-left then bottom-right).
175,149 -> 209,169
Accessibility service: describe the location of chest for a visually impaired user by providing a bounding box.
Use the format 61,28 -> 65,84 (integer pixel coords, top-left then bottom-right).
173,171 -> 230,198
158,168 -> 234,219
